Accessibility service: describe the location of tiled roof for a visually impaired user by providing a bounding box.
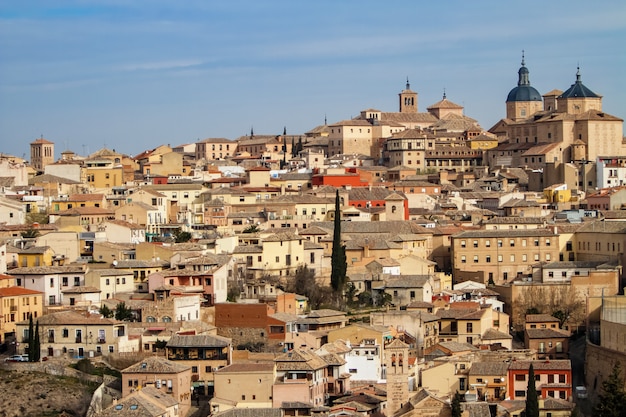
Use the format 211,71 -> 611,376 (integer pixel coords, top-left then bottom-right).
469,361 -> 508,376
122,356 -> 191,374
17,310 -> 117,326
0,286 -> 42,297
275,349 -> 327,371
525,314 -> 559,323
482,328 -> 512,340
216,363 -> 274,373
508,359 -> 571,371
525,328 -> 569,339
166,334 -> 231,348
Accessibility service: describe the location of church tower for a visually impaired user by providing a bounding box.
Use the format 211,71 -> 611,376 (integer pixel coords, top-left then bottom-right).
399,78 -> 418,113
505,52 -> 543,121
30,136 -> 55,173
385,338 -> 410,415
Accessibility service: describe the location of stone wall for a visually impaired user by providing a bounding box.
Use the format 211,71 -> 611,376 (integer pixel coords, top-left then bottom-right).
585,340 -> 626,401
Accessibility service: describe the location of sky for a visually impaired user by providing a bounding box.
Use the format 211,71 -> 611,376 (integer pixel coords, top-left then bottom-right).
1,1 -> 625,160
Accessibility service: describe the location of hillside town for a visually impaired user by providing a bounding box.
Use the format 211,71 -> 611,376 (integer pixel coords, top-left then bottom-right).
1,59 -> 626,417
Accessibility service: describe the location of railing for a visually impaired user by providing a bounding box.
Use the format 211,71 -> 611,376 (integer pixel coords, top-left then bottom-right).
97,338 -> 106,344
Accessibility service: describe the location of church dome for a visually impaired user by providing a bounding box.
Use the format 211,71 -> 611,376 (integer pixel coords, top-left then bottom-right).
506,54 -> 542,102
559,67 -> 599,98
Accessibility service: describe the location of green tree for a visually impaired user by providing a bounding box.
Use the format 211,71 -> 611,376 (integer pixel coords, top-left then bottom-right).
330,190 -> 347,295
593,362 -> 626,417
451,390 -> 462,417
525,364 -> 539,417
21,228 -> 41,239
27,314 -> 34,362
174,230 -> 192,243
154,339 -> 168,350
99,304 -> 114,318
242,224 -> 260,233
114,302 -> 133,321
33,320 -> 41,361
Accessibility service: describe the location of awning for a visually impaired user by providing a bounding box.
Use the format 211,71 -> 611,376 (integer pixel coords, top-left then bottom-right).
147,327 -> 166,332
192,381 -> 206,388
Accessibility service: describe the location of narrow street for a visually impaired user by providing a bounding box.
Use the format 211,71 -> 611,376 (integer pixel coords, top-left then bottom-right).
569,335 -> 593,416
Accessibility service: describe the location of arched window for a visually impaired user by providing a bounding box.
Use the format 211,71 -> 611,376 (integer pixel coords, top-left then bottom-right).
146,316 -> 156,323
162,316 -> 172,322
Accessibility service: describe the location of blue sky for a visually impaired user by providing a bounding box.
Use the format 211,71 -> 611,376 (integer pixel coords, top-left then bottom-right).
1,1 -> 625,159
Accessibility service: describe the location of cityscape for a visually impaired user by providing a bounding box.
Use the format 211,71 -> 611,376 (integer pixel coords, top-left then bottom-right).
1,2 -> 626,417
1,55 -> 626,417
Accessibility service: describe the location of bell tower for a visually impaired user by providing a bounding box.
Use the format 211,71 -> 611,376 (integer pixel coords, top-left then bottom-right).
385,338 -> 410,415
399,78 -> 418,113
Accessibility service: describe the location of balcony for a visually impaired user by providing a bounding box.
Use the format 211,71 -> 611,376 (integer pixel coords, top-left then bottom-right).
75,337 -> 82,343
97,338 -> 106,344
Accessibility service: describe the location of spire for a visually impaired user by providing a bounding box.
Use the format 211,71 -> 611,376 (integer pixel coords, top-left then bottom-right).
517,51 -> 530,86
406,77 -> 410,90
443,88 -> 447,100
324,114 -> 327,125
576,65 -> 581,83
250,126 -> 254,137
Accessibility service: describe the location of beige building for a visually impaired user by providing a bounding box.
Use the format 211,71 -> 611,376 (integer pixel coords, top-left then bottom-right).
195,138 -> 237,161
451,228 -> 560,285
165,334 -> 232,396
210,362 -> 275,412
121,356 -> 192,416
15,310 -> 128,358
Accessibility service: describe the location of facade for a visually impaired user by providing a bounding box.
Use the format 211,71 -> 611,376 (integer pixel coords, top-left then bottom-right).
0,286 -> 43,342
15,310 -> 128,358
165,334 -> 232,395
121,357 -> 192,416
272,349 -> 328,408
507,360 -> 572,401
11,265 -> 87,306
210,362 -> 275,411
451,229 -> 560,285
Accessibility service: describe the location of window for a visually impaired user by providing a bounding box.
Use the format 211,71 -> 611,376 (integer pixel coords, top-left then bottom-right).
473,240 -> 478,248
192,366 -> 198,373
498,255 -> 503,262
461,240 -> 466,248
473,255 -> 479,263
510,239 -> 515,247
62,277 -> 68,286
461,256 -> 466,263
486,255 -> 491,263
466,323 -> 473,333
498,240 -> 503,247
485,240 -> 491,247
522,254 -> 527,262
515,374 -> 526,381
510,254 -> 515,262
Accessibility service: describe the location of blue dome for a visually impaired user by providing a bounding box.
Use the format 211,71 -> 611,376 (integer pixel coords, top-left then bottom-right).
507,85 -> 542,102
506,56 -> 542,102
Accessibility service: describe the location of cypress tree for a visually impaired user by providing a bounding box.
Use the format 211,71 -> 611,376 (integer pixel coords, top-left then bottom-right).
525,364 -> 539,417
27,313 -> 34,362
33,320 -> 41,362
593,362 -> 626,417
451,391 -> 462,417
330,190 -> 347,294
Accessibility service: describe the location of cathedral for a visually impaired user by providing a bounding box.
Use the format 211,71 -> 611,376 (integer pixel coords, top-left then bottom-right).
488,53 -> 625,192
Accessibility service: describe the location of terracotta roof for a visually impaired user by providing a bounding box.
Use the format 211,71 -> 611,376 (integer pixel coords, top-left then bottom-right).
508,359 -> 571,371
166,334 -> 231,348
215,362 -> 274,373
0,286 -> 42,296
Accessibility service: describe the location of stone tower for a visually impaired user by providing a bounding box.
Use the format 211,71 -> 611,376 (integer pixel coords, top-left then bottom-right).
505,52 -> 543,121
385,338 -> 410,415
385,192 -> 406,221
30,136 -> 55,172
399,78 -> 418,113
